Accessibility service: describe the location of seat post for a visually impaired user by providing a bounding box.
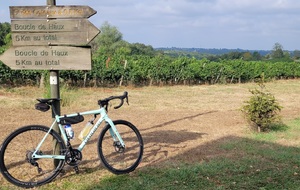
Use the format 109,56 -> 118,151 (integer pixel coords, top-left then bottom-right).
51,99 -> 60,117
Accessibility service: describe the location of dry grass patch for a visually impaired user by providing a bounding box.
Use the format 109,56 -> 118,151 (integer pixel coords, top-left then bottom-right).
0,80 -> 300,189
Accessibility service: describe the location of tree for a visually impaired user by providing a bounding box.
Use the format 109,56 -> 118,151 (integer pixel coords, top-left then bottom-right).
242,52 -> 252,61
293,50 -> 300,60
91,21 -> 123,56
130,43 -> 156,57
272,42 -> 284,59
0,22 -> 11,47
252,51 -> 262,61
90,22 -> 128,86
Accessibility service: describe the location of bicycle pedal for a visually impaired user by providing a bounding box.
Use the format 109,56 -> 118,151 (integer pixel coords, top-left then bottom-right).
37,167 -> 42,174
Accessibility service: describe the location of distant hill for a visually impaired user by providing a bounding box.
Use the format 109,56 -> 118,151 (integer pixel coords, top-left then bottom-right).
155,47 -> 272,56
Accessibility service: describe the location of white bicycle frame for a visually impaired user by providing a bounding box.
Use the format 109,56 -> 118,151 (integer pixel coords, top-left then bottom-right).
32,107 -> 125,160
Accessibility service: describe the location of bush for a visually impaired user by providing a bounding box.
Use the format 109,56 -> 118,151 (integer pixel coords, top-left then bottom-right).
241,83 -> 282,132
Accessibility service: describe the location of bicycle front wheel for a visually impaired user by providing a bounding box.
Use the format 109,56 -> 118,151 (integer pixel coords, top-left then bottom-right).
0,125 -> 66,188
98,120 -> 144,174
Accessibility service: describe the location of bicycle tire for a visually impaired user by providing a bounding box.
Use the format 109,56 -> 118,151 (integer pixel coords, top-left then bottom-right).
97,120 -> 144,174
0,125 -> 66,188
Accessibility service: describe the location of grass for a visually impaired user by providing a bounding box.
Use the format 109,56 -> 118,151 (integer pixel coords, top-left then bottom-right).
72,118 -> 300,189
2,118 -> 299,190
91,119 -> 300,190
46,121 -> 300,190
1,80 -> 300,189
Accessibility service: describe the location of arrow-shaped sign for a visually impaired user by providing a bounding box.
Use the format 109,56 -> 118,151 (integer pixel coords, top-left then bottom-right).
11,19 -> 100,46
6,5 -> 99,71
11,19 -> 99,32
10,6 -> 97,19
0,46 -> 91,70
12,32 -> 99,46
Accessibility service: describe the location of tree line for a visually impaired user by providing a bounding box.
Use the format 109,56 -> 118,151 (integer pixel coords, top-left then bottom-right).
1,22 -> 300,87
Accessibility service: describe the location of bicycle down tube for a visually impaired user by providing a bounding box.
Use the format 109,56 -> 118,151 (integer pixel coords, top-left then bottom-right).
77,107 -> 125,151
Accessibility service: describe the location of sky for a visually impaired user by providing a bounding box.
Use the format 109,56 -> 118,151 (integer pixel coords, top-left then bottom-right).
1,0 -> 300,51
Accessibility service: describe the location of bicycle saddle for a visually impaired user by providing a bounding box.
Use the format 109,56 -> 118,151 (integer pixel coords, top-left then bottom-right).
36,98 -> 60,104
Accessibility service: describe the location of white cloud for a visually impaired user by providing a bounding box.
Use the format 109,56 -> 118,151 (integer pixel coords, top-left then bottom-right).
2,0 -> 300,50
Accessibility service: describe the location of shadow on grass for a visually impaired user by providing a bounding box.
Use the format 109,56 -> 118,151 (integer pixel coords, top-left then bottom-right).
57,114 -> 300,189
4,112 -> 296,190
63,111 -> 212,173
63,111 -> 300,190
140,111 -> 218,132
84,134 -> 300,190
268,122 -> 289,132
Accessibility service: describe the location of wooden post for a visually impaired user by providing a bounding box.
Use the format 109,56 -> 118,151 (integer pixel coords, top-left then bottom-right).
47,0 -> 60,124
47,0 -> 56,5
47,0 -> 61,166
119,60 -> 128,87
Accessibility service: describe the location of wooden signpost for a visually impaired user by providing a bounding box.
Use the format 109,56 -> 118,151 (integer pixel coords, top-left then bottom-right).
0,46 -> 91,70
0,1 -> 101,162
11,19 -> 100,46
0,4 -> 100,70
10,6 -> 97,19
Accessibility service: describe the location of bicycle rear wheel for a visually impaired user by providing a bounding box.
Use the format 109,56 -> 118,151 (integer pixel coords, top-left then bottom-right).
0,125 -> 66,188
98,120 -> 143,174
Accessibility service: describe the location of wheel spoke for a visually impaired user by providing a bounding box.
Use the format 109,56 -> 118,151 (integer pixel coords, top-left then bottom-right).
98,120 -> 143,174
0,126 -> 66,188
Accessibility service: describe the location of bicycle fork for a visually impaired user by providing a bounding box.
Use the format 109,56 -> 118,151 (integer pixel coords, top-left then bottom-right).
105,118 -> 126,149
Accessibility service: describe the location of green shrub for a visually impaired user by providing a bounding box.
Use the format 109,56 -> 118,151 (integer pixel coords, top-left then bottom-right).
241,83 -> 282,132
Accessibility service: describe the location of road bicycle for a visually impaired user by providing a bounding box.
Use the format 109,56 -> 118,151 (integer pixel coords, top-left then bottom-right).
0,91 -> 144,188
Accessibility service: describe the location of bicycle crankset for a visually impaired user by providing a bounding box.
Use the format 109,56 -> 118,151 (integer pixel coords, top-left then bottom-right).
65,149 -> 82,166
